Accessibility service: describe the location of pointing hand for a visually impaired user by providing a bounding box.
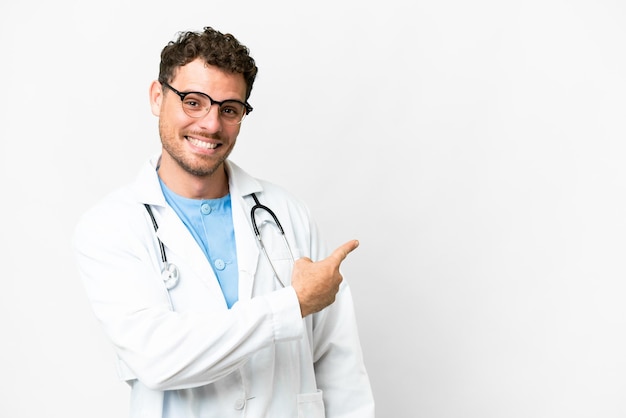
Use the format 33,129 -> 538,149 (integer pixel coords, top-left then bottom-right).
291,240 -> 359,317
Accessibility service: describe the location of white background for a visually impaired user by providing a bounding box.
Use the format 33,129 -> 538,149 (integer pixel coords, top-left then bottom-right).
2,1 -> 626,417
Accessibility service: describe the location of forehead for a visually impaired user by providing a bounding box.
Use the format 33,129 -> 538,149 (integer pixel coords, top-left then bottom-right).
172,59 -> 246,100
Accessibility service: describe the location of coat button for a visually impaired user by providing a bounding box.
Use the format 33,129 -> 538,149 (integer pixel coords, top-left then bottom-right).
234,398 -> 245,410
214,259 -> 226,270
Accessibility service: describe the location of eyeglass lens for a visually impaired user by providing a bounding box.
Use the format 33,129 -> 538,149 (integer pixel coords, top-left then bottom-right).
181,93 -> 247,124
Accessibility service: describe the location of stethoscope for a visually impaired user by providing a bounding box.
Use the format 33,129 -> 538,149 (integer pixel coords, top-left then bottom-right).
143,192 -> 294,290
250,193 -> 294,288
144,203 -> 180,290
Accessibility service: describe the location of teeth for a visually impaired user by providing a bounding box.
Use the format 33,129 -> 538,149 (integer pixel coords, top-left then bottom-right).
186,136 -> 218,149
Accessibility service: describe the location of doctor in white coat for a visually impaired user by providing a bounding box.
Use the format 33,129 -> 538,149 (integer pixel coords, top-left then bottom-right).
73,26 -> 375,418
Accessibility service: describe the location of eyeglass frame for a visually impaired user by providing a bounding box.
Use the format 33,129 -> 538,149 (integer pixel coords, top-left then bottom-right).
160,81 -> 253,124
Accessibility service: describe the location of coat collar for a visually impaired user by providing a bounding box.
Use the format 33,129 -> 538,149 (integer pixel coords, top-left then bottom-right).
131,154 -> 263,206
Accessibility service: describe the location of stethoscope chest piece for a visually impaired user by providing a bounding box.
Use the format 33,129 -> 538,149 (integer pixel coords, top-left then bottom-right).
162,263 -> 180,290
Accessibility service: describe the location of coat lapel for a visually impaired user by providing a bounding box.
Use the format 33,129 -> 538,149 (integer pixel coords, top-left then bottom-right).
227,161 -> 262,302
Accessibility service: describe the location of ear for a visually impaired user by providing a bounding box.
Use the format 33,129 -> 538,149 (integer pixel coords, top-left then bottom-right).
149,80 -> 163,116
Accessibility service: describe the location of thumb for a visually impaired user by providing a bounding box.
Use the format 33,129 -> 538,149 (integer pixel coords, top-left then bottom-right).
328,239 -> 360,263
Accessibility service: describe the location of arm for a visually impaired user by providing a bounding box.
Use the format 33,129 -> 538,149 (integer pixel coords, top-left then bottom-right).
73,200 -> 303,391
287,215 -> 375,416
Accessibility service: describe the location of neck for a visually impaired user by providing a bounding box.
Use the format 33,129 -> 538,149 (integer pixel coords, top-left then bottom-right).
157,157 -> 229,200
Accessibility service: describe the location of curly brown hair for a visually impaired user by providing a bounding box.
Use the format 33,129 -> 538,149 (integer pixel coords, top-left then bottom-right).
158,27 -> 258,100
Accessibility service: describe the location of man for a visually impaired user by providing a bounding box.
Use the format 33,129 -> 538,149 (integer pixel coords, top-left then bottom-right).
73,26 -> 375,417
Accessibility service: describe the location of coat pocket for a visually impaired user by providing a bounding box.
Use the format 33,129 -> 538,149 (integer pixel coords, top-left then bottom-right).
297,390 -> 325,418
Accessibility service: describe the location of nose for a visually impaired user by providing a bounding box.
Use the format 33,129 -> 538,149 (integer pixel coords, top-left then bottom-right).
196,104 -> 223,132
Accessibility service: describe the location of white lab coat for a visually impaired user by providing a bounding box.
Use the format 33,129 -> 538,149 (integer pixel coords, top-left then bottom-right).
73,156 -> 375,418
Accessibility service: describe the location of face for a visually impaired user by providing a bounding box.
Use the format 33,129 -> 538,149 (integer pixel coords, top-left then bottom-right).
150,58 -> 247,179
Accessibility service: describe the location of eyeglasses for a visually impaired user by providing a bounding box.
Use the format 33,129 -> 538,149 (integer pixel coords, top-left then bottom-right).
161,82 -> 253,125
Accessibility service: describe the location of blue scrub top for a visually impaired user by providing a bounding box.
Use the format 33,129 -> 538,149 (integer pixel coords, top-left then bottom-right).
160,179 -> 239,308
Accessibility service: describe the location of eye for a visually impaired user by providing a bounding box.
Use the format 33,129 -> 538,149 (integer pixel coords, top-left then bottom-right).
182,93 -> 210,110
220,102 -> 244,118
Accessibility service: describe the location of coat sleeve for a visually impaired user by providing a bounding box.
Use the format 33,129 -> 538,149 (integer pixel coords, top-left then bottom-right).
298,205 -> 376,417
73,193 -> 304,391
312,283 -> 376,417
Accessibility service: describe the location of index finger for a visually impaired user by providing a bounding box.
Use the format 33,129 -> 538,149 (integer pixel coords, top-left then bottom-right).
328,239 -> 360,263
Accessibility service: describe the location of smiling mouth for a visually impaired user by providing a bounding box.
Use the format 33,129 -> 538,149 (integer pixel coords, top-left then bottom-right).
185,136 -> 219,149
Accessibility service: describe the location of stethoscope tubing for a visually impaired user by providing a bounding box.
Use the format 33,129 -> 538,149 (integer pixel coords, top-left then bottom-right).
144,193 -> 294,291
144,203 -> 167,265
250,193 -> 294,287
144,203 -> 180,290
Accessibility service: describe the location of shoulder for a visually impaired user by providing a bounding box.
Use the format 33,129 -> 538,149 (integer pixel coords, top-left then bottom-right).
79,184 -> 141,226
73,181 -> 149,253
76,157 -> 162,236
227,160 -> 311,214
